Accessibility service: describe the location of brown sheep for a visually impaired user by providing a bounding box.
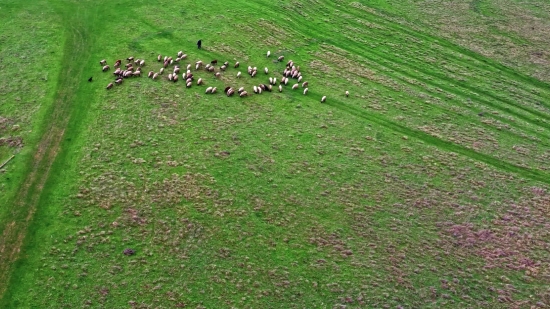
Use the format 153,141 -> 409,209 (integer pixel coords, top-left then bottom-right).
106,83 -> 113,89
211,60 -> 218,65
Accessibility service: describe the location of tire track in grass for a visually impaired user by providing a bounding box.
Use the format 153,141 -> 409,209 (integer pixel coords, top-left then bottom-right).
319,93 -> 550,185
242,1 -> 550,136
0,4 -> 95,300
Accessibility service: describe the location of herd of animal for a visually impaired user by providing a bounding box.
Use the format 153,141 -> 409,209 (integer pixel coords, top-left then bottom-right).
100,50 -> 342,103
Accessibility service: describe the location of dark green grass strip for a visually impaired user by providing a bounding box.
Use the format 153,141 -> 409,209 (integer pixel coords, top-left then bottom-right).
320,93 -> 550,185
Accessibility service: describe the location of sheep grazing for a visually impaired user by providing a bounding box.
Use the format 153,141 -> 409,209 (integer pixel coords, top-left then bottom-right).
205,86 -> 213,94
170,60 -> 174,65
226,87 -> 235,97
303,88 -> 308,95
196,60 -> 203,66
123,71 -> 132,77
267,50 -> 271,57
164,56 -> 168,62
173,74 -> 178,82
273,77 -> 277,85
211,87 -> 217,93
237,71 -> 242,78
345,91 -> 349,97
278,55 -> 284,62
174,67 -> 180,74
148,71 -> 154,78
100,59 -> 107,65
287,60 -> 293,67
207,66 -> 215,72
168,73 -> 173,81
292,84 -> 299,90
264,67 -> 269,74
234,62 -> 240,68
251,70 -> 257,77
132,71 -> 141,77
106,83 -> 113,90
223,61 -> 229,66
102,65 -> 110,72
127,56 -> 134,62
133,59 -> 140,65
240,91 -> 248,97
186,81 -> 192,88
163,61 -> 169,68
159,68 -> 164,74
175,57 -> 181,62
197,78 -> 203,85
211,60 -> 218,65
153,73 -> 159,80
321,96 -> 327,103
113,68 -> 122,75
157,55 -> 162,62
253,86 -> 258,93
269,77 -> 273,85
178,51 -> 183,57
302,81 -> 308,88
279,85 -> 282,92
125,63 -> 133,68
186,78 -> 192,84
114,60 -> 122,67
284,78 -> 289,85
115,78 -> 123,85
224,86 -> 231,93
220,65 -> 227,71
238,87 -> 245,93
215,72 -> 221,78
258,87 -> 262,94
181,54 -> 187,59
298,76 -> 303,83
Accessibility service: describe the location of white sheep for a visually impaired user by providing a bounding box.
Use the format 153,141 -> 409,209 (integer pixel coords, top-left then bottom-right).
159,68 -> 164,74
181,54 -> 187,59
279,85 -> 282,92
267,50 -> 271,57
297,76 -> 302,83
321,96 -> 327,103
168,73 -> 173,81
237,71 -> 242,78
205,87 -> 213,94
215,72 -> 221,78
234,62 -> 240,68
238,87 -> 245,93
345,91 -> 349,97
264,67 -> 268,74
278,55 -> 284,62
173,75 -> 178,82
178,51 -> 183,57
253,85 -> 258,93
153,73 -> 159,80
240,91 -> 248,97
157,54 -> 162,62
302,81 -> 308,88
197,78 -> 203,85
102,65 -> 110,71
106,83 -> 113,90
100,59 -> 107,65
211,87 -> 217,93
186,81 -> 192,88
292,84 -> 299,90
303,88 -> 308,95
148,71 -> 154,78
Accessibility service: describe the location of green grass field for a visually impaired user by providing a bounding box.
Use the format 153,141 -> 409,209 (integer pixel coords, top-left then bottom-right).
1,0 -> 550,307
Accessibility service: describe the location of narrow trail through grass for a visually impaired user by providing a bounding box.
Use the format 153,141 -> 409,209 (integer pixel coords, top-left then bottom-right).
0,2 -> 97,299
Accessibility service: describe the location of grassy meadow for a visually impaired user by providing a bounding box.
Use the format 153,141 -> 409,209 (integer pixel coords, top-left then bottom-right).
1,0 -> 549,308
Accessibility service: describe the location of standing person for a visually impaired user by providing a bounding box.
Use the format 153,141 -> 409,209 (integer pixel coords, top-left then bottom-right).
197,39 -> 202,49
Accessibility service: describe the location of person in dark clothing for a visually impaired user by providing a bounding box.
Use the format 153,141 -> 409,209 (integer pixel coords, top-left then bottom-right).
197,39 -> 202,49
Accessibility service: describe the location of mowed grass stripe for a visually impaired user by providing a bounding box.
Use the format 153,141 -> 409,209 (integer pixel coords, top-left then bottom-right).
0,2 -> 100,301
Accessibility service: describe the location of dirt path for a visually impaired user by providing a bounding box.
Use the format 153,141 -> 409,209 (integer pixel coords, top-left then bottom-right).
0,8 -> 91,298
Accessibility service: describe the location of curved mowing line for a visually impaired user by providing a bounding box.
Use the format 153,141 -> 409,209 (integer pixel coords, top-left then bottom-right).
330,1 -> 550,102
0,4 -> 97,301
239,2 -> 550,137
317,93 -> 550,185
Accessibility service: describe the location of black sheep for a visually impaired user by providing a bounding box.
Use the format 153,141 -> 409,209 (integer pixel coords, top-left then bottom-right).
197,39 -> 202,49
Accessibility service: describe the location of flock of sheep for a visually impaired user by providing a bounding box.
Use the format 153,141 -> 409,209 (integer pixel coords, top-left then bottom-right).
100,50 -> 344,103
